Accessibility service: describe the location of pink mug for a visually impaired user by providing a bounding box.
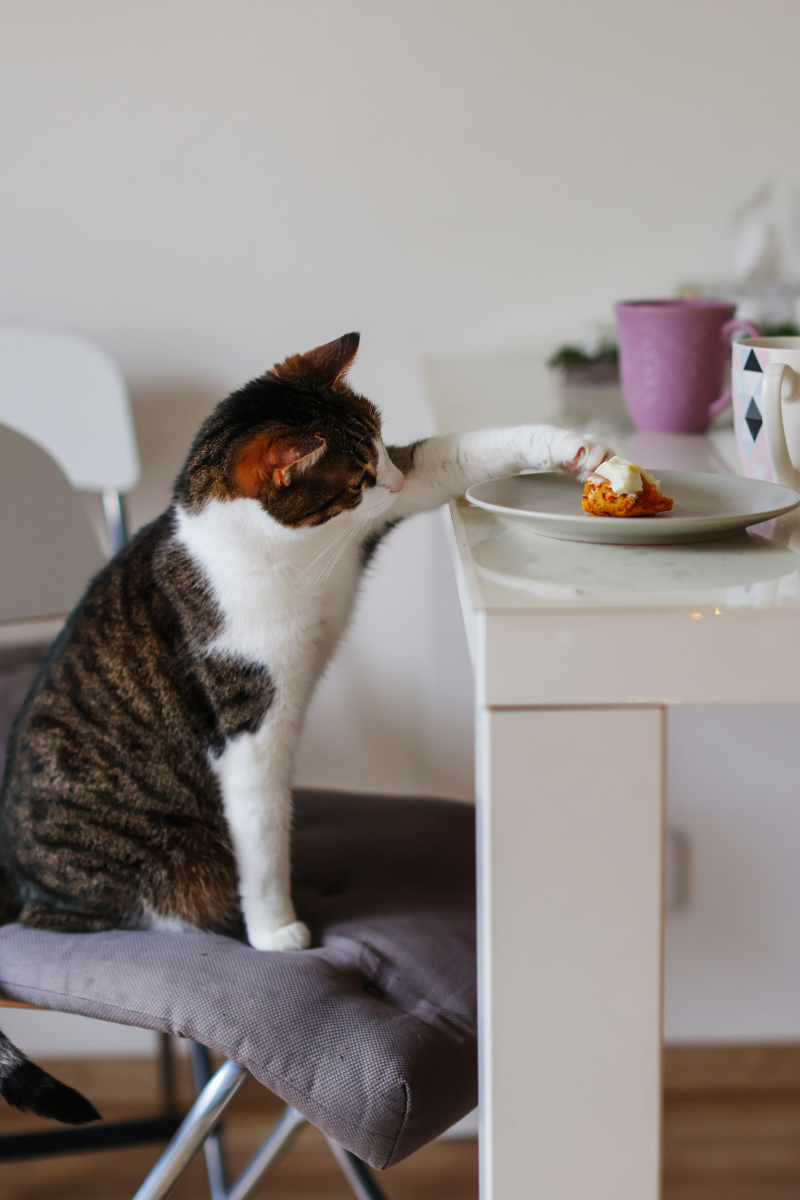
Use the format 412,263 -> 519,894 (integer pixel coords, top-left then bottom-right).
615,299 -> 760,433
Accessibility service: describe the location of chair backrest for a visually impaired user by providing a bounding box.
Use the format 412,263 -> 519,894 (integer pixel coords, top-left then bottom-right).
0,326 -> 140,494
0,423 -> 105,623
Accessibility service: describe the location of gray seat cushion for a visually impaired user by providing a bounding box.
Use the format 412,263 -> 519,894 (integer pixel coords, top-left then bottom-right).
0,789 -> 477,1168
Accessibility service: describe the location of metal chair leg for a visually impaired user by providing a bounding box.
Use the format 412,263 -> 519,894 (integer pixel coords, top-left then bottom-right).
158,1032 -> 178,1117
132,1052 -> 387,1200
189,1043 -> 229,1200
102,486 -> 128,555
132,1059 -> 248,1200
324,1135 -> 391,1200
226,1106 -> 306,1200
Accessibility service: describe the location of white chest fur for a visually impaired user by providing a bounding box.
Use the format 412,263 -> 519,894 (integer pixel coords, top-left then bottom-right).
173,497 -> 371,950
175,498 -> 365,709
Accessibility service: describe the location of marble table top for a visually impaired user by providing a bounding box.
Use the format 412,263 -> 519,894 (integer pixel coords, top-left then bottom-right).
446,422 -> 800,617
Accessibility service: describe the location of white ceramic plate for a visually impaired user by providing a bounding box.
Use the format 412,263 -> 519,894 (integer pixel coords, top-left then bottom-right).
465,470 -> 800,545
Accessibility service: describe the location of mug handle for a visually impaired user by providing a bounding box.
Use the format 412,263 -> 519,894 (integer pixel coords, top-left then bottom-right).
762,362 -> 800,489
708,318 -> 762,416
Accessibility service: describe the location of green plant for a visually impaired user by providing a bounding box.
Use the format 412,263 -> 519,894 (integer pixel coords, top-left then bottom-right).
761,322 -> 800,337
547,343 -> 619,370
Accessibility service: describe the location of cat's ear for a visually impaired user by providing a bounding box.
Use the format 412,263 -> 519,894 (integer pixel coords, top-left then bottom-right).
234,432 -> 327,497
272,332 -> 360,387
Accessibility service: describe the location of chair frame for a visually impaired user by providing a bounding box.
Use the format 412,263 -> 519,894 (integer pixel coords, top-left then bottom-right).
0,326 -> 140,558
134,1043 -> 389,1200
102,487 -> 129,556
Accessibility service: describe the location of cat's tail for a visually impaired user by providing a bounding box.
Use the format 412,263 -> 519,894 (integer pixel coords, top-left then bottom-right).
0,1030 -> 101,1123
0,865 -> 16,926
0,865 -> 97,1121
0,873 -> 99,1122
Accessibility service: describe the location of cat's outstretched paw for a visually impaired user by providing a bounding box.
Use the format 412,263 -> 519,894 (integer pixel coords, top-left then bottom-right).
248,920 -> 311,952
556,433 -> 613,480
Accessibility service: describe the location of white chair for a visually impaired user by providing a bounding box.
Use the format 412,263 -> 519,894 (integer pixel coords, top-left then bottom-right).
0,425 -> 106,623
0,326 -> 140,554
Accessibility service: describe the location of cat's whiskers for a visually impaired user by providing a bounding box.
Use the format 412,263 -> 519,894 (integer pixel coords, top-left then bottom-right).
317,521 -> 363,587
309,519 -> 364,591
295,522 -> 354,581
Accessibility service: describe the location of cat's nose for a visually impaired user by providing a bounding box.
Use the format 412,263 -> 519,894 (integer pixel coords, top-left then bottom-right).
378,458 -> 404,492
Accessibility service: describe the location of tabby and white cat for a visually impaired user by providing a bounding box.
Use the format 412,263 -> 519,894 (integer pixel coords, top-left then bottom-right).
0,333 -> 610,1121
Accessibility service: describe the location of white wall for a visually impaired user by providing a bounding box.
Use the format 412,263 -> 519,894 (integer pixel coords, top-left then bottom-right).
665,706 -> 800,1043
2,0 -> 800,1052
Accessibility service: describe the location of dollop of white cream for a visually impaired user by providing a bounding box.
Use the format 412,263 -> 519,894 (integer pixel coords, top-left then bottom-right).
589,456 -> 659,497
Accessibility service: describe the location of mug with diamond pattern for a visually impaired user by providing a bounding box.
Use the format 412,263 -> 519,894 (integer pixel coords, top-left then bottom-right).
732,337 -> 800,490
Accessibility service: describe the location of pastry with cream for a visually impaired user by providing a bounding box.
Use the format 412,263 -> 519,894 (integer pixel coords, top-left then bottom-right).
581,456 -> 673,517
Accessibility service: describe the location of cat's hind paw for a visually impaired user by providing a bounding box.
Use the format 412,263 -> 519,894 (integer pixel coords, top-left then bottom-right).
248,920 -> 311,952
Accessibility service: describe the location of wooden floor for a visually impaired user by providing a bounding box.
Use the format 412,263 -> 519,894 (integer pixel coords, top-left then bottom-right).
4,1049 -> 800,1198
665,1090 -> 800,1200
664,1045 -> 800,1200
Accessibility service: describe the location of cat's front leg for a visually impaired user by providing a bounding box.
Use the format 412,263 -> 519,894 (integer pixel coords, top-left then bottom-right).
386,426 -> 613,520
214,731 -> 310,952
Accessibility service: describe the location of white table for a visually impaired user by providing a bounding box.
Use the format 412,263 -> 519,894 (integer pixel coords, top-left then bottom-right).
443,426 -> 800,1200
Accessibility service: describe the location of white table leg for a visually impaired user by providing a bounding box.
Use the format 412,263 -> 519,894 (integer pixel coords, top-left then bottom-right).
477,706 -> 665,1200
